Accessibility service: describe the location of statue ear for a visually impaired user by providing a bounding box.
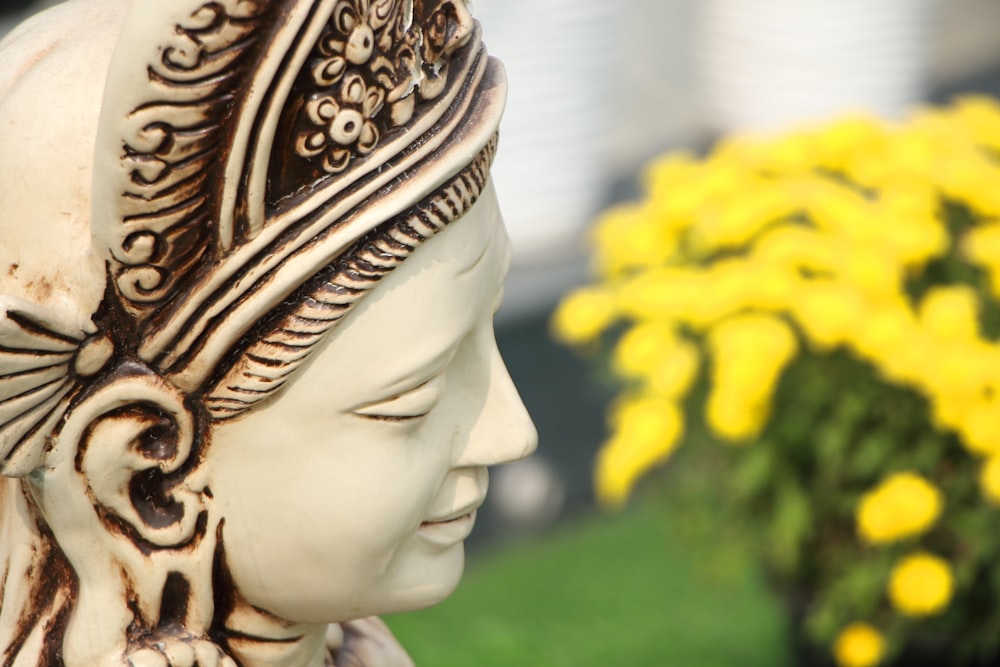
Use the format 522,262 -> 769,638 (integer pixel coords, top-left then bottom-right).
57,364 -> 207,548
32,365 -> 220,665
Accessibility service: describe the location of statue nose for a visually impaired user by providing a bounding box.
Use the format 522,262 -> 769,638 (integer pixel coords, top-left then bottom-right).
455,347 -> 538,468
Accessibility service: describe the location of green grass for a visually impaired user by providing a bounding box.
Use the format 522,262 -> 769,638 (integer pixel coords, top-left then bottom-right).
387,490 -> 792,666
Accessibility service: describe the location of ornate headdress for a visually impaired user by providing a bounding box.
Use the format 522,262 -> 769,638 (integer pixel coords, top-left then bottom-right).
0,0 -> 505,476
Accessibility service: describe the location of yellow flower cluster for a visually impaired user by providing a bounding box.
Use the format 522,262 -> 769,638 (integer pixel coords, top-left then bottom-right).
888,552 -> 954,617
551,96 -> 1000,507
596,394 -> 684,507
834,623 -> 885,667
856,472 -> 942,544
550,286 -> 617,345
551,98 -> 1000,658
707,313 -> 797,442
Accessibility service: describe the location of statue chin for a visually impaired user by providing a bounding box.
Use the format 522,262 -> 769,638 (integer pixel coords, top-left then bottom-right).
0,1 -> 535,666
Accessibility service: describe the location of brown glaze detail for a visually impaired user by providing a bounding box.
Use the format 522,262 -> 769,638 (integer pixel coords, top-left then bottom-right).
130,466 -> 186,530
69,366 -> 212,553
208,523 -> 238,654
2,498 -> 76,667
94,502 -> 210,561
6,264 -> 18,277
267,0 -> 475,198
203,133 -> 496,419
158,572 -> 192,628
110,1 -> 277,324
21,279 -> 53,304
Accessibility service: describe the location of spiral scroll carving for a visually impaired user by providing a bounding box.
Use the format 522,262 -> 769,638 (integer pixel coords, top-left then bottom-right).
112,0 -> 273,317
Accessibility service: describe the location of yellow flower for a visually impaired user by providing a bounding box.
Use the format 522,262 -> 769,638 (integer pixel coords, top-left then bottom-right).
815,114 -> 887,172
744,261 -> 800,312
709,313 -> 798,393
888,552 -> 954,617
964,222 -> 1000,262
644,151 -> 699,196
611,322 -> 701,399
918,286 -> 980,342
618,268 -> 704,324
647,338 -> 700,399
930,339 -> 988,386
848,298 -> 918,375
881,216 -> 947,269
951,95 -> 1000,151
840,246 -> 903,301
699,258 -> 754,323
704,314 -> 797,442
834,623 -> 886,667
874,183 -> 947,268
752,224 -> 836,273
612,320 -> 678,379
803,177 -> 878,242
939,152 -> 1000,217
961,224 -> 1000,298
705,386 -> 766,443
550,286 -> 618,345
955,395 -> 1000,456
597,396 -> 684,507
755,130 -> 816,174
689,180 -> 793,253
856,472 -> 942,544
591,203 -> 676,275
979,454 -> 1000,504
885,124 -> 938,180
792,282 -> 863,350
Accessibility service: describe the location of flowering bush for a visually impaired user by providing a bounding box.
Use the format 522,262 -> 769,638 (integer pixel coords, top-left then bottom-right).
553,97 -> 1000,665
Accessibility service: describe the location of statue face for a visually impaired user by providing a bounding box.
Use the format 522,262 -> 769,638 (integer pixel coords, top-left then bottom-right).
206,182 -> 537,625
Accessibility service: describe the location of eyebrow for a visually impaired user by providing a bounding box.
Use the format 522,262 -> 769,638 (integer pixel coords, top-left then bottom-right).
455,237 -> 491,276
376,341 -> 459,399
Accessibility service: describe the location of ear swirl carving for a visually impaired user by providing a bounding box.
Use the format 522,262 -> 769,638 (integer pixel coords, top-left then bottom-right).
73,371 -> 207,549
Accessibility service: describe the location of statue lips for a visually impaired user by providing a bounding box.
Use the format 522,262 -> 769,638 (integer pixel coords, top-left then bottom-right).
418,497 -> 486,547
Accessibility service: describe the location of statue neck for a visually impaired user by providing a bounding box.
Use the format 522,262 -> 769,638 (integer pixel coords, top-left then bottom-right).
221,601 -> 329,667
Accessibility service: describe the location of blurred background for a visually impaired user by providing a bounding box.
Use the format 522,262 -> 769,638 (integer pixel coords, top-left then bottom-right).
3,1 -> 1000,664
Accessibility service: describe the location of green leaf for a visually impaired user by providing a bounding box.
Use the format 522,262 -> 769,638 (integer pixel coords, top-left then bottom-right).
733,443 -> 775,501
846,429 -> 895,479
767,478 -> 812,577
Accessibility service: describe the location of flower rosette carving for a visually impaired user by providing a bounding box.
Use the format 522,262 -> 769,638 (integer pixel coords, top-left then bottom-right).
298,73 -> 386,173
310,0 -> 403,85
289,0 -> 475,178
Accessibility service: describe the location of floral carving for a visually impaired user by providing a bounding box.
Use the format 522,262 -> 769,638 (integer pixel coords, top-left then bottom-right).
290,0 -> 474,175
298,73 -> 385,173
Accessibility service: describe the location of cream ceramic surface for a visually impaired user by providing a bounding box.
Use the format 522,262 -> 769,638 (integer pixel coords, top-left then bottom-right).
210,182 -> 536,628
0,1 -> 528,665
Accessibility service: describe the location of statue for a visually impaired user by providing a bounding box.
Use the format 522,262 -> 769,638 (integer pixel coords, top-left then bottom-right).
0,1 -> 537,665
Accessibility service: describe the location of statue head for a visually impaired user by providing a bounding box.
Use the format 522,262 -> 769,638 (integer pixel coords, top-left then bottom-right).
0,1 -> 536,665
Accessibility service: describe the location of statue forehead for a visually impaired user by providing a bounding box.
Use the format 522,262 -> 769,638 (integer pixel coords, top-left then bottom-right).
290,181 -> 509,397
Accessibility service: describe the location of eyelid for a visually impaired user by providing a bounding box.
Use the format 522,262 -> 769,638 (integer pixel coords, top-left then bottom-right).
352,375 -> 445,421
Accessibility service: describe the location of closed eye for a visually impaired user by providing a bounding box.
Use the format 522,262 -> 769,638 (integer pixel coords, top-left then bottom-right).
352,376 -> 444,422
